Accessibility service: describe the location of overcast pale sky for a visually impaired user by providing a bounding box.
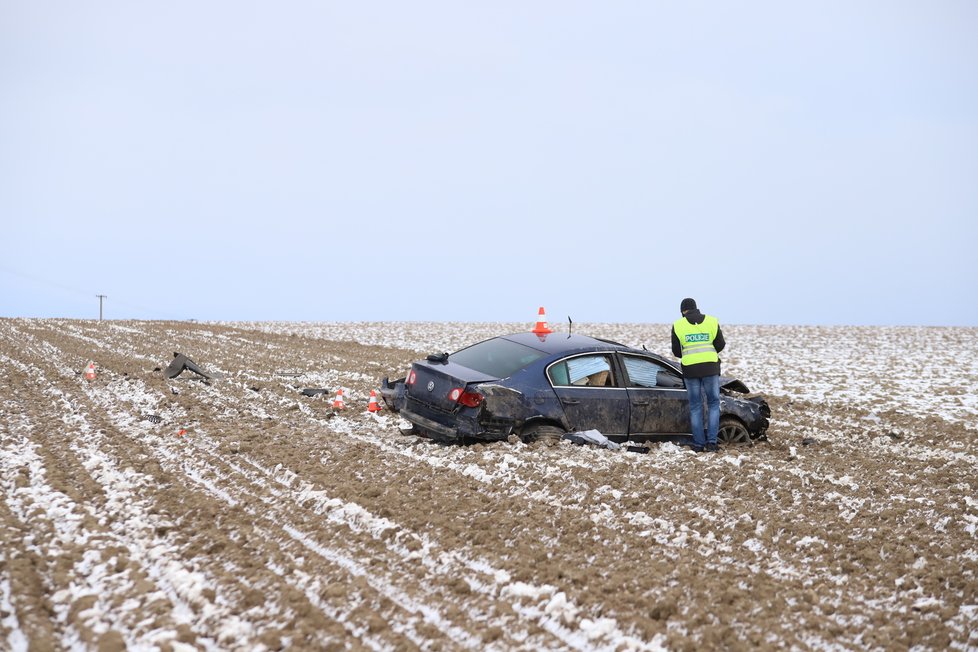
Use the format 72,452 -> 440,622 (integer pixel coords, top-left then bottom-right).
2,1 -> 976,326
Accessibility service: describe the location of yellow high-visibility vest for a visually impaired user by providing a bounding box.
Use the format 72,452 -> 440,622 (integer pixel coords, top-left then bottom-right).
673,315 -> 720,366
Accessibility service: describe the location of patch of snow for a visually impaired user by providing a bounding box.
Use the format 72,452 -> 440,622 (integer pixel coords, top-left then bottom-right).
0,574 -> 28,652
742,538 -> 765,554
579,617 -> 618,641
912,596 -> 942,611
795,536 -> 825,549
544,591 -> 580,625
503,582 -> 555,600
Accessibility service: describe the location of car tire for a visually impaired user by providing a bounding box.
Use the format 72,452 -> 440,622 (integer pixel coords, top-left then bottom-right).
520,423 -> 565,446
718,417 -> 751,445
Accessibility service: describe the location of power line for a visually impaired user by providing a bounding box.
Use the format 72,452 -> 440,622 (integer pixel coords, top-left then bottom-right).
0,264 -> 177,320
0,263 -> 90,298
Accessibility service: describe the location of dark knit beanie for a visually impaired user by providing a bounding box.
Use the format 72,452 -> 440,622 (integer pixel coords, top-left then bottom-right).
680,297 -> 697,313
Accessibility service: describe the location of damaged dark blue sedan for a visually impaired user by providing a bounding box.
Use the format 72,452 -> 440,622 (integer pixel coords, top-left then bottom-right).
380,332 -> 770,446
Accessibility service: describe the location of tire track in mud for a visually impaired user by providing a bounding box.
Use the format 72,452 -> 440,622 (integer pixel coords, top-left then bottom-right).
121,410 -> 494,649
97,332 -> 672,648
2,331 -> 390,650
2,328 -> 595,650
104,376 -> 660,651
315,414 -> 977,649
133,433 -> 491,650
5,319 -> 976,650
4,332 -> 350,647
82,324 -> 664,642
0,444 -> 59,651
319,425 -> 815,578
221,450 -> 662,652
2,357 -> 167,649
272,422 -> 792,640
196,374 -> 900,648
0,426 -> 199,651
197,410 -> 687,648
0,353 -> 312,650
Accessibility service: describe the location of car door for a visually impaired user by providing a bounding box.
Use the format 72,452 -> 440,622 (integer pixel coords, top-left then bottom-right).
547,353 -> 630,439
619,354 -> 690,438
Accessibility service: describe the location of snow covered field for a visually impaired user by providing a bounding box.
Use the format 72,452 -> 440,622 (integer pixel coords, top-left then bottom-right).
1,318 -> 976,651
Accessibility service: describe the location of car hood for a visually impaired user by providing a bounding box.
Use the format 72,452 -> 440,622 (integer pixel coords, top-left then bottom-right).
720,376 -> 750,393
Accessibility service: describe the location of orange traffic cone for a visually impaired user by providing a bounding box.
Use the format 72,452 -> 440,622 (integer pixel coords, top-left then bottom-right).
367,389 -> 382,413
332,388 -> 346,409
84,361 -> 96,381
531,306 -> 553,334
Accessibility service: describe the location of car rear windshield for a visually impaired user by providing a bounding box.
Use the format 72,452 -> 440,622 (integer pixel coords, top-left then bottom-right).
449,338 -> 547,379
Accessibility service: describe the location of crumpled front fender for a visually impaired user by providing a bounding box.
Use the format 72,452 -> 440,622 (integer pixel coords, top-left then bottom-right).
380,376 -> 406,412
719,376 -> 750,394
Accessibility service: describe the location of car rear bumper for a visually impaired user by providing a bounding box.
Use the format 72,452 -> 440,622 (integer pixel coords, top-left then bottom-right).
399,408 -> 460,439
399,406 -> 514,442
380,377 -> 406,411
382,376 -> 516,441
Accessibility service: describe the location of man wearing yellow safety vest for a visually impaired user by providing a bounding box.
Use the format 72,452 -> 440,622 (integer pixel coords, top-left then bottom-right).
671,298 -> 726,453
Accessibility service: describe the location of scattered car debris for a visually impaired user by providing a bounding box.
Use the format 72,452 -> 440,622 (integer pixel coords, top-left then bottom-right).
301,388 -> 330,397
164,352 -> 223,381
561,430 -> 621,451
802,437 -> 816,446
143,414 -> 163,424
887,431 -> 904,441
626,445 -> 650,454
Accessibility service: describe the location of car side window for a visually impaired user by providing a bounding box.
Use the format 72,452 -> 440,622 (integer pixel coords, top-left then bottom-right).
623,356 -> 683,388
549,354 -> 615,387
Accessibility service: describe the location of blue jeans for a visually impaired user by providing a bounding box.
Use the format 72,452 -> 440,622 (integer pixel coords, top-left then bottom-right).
686,375 -> 720,448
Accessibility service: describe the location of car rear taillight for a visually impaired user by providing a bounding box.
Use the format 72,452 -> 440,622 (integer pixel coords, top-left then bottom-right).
459,391 -> 483,408
449,387 -> 483,408
406,369 -> 417,386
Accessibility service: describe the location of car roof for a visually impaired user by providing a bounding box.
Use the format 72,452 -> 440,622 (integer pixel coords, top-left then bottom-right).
500,331 -> 632,355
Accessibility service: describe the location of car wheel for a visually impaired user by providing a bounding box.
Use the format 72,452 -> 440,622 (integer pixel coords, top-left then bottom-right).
520,423 -> 565,446
718,417 -> 751,445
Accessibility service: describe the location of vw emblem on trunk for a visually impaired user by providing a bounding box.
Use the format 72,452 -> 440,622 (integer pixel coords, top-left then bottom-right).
426,381 -> 435,392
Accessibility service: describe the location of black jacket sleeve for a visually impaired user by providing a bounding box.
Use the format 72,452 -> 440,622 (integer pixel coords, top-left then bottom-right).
671,326 -> 682,358
713,325 -> 726,354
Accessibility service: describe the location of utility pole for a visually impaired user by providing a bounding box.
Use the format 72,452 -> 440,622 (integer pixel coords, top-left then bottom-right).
96,294 -> 107,322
